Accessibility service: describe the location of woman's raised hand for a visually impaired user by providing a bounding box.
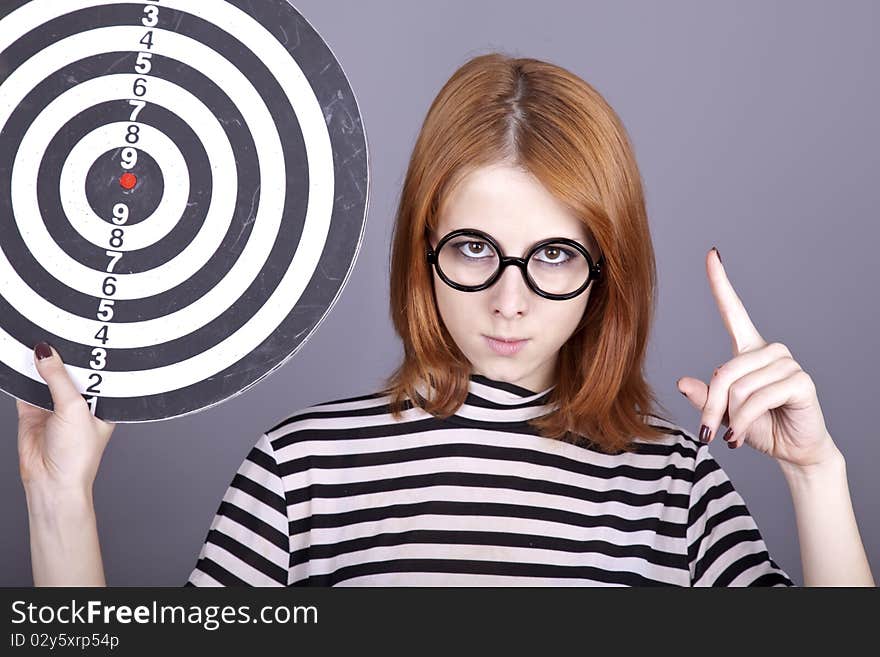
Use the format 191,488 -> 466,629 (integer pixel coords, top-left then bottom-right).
676,248 -> 842,470
17,342 -> 116,494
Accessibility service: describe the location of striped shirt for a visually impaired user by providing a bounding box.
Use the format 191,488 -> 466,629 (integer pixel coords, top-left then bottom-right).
186,373 -> 794,586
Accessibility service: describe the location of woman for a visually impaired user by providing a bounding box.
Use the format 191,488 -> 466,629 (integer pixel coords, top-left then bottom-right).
18,54 -> 874,586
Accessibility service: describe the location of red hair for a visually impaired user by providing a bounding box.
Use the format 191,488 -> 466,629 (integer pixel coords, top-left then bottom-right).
379,53 -> 675,454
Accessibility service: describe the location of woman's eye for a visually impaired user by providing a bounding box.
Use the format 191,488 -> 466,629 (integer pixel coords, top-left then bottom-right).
536,246 -> 572,264
457,241 -> 492,258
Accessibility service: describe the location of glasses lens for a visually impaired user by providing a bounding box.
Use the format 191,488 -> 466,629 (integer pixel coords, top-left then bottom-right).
437,236 -> 499,287
527,242 -> 591,296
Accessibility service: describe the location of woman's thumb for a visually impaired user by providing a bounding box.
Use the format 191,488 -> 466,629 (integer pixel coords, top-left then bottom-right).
676,376 -> 708,411
33,342 -> 85,415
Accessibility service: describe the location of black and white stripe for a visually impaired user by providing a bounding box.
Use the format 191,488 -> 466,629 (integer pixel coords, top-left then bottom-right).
186,374 -> 794,587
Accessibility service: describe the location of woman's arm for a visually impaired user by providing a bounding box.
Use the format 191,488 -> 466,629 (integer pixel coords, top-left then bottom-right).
678,248 -> 874,587
778,445 -> 875,587
25,485 -> 106,587
17,343 -> 114,587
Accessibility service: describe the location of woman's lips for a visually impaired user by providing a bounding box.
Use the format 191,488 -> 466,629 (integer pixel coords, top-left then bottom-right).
484,335 -> 529,356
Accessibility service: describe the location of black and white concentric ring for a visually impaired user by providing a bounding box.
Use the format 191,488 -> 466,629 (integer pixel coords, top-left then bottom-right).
0,0 -> 369,421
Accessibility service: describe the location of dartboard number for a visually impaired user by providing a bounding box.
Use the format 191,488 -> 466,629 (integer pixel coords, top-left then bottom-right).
86,373 -> 103,394
111,202 -> 129,224
88,259 -> 117,411
97,299 -> 115,322
87,0 -> 163,416
90,348 -> 107,370
128,100 -> 145,122
106,250 -> 123,272
109,228 -> 125,249
135,52 -> 152,74
132,77 -> 147,97
142,5 -> 159,27
140,31 -> 154,50
88,229 -> 124,415
103,277 -> 118,297
88,346 -> 106,414
95,326 -> 110,346
85,368 -> 104,414
120,147 -> 137,169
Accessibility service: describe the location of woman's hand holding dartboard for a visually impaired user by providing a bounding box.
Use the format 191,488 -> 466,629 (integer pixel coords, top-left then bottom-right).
17,343 -> 115,497
17,342 -> 114,587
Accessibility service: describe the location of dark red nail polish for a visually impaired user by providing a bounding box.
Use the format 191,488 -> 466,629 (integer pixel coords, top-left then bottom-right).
35,342 -> 52,360
723,428 -> 734,442
727,440 -> 736,449
712,246 -> 722,264
699,425 -> 711,443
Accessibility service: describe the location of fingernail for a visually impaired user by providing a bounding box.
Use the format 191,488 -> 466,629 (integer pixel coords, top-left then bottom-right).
712,246 -> 722,264
723,428 -> 734,442
679,389 -> 687,397
35,342 -> 52,360
699,424 -> 711,443
727,440 -> 737,449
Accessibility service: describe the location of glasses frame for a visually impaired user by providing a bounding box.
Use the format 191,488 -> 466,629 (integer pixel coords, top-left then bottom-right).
425,228 -> 604,301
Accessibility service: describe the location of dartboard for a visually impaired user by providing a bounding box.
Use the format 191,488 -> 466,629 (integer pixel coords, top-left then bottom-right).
0,0 -> 369,422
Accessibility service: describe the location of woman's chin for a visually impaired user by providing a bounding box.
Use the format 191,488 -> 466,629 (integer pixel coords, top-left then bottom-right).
472,361 -> 526,383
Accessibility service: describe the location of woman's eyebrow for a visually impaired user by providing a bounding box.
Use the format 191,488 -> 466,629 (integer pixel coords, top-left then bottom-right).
450,230 -> 590,249
537,236 -> 587,245
516,237 -> 590,248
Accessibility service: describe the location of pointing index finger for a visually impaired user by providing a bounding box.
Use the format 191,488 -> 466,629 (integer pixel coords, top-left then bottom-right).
706,247 -> 765,354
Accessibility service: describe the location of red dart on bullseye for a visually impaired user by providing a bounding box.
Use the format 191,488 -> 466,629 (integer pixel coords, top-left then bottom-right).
119,172 -> 137,190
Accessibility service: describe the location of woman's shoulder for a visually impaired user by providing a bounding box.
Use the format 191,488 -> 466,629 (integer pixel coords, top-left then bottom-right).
632,413 -> 704,460
260,386 -> 419,444
634,414 -> 735,486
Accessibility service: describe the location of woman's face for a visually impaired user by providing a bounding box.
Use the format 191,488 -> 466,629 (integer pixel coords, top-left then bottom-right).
429,163 -> 600,392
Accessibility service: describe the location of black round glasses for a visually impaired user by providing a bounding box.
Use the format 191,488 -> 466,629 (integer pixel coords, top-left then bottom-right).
426,228 -> 604,301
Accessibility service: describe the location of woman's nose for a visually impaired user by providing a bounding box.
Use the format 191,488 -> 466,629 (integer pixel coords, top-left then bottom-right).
490,264 -> 531,317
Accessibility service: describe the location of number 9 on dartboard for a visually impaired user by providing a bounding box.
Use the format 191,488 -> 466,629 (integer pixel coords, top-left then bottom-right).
0,0 -> 370,421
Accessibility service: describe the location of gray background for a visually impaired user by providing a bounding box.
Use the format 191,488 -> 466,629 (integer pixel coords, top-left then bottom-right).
2,0 -> 877,585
